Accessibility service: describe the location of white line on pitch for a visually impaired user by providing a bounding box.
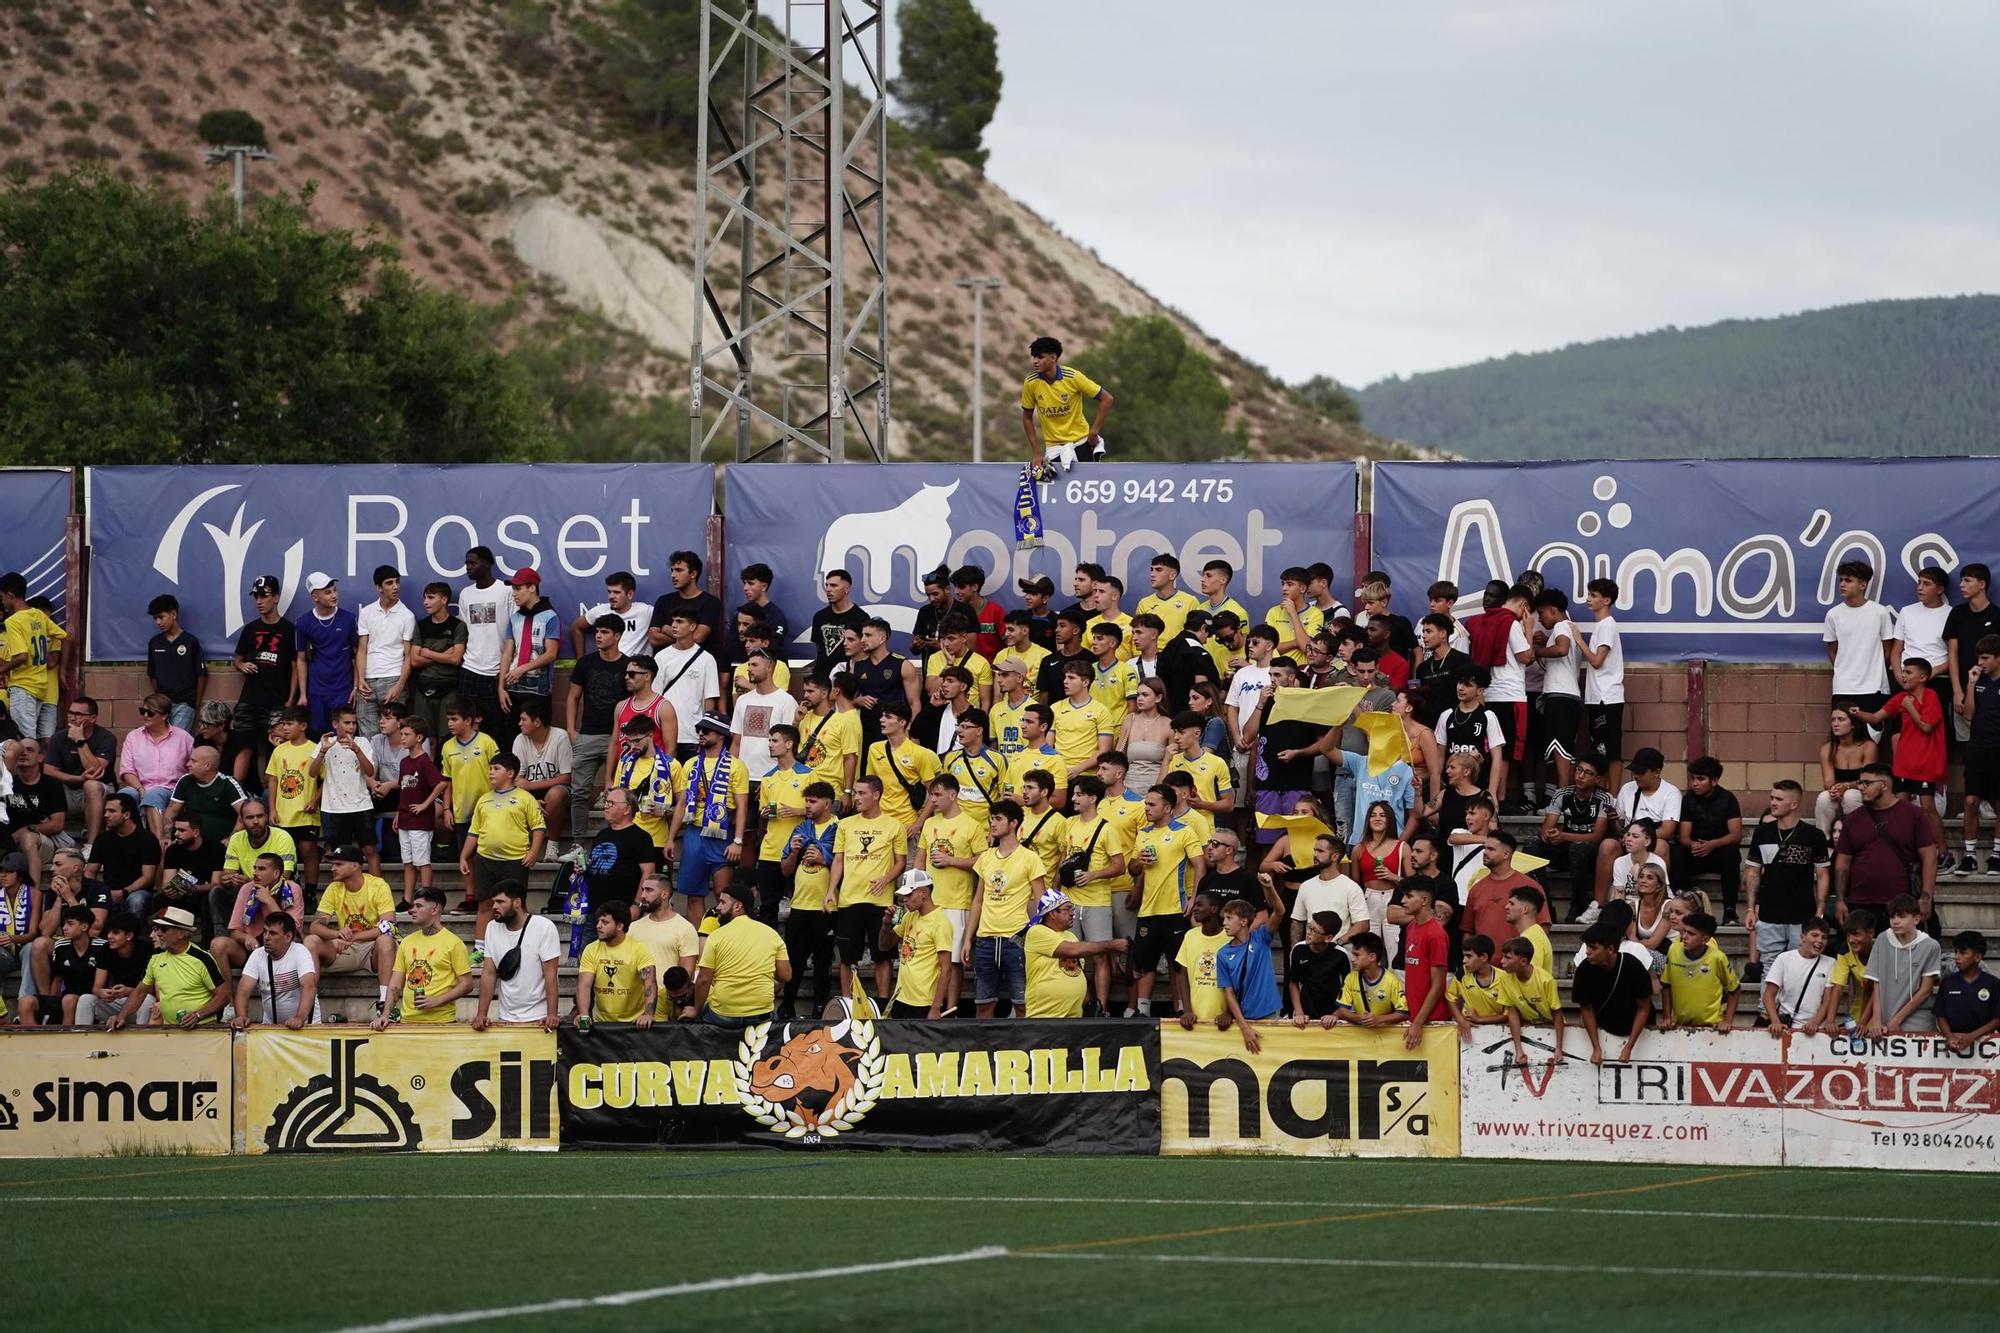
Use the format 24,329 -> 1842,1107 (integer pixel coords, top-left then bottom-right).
1031,1253 -> 2000,1289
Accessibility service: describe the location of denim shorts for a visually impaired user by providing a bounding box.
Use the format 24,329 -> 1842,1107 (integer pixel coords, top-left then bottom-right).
676,831 -> 732,897
972,932 -> 1026,1005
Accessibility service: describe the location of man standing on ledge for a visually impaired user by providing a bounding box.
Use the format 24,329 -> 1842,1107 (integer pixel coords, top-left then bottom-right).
1021,336 -> 1113,473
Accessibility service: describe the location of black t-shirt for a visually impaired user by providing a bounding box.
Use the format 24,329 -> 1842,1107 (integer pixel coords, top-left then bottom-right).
148,631 -> 204,704
41,877 -> 111,919
93,826 -> 163,894
1681,786 -> 1742,843
1201,866 -> 1257,906
6,773 -> 67,832
162,838 -> 226,891
1971,674 -> 2000,747
1412,649 -> 1474,724
570,651 -> 633,736
808,605 -> 870,673
1256,714 -> 1324,791
1037,651 -> 1093,704
45,728 -> 118,783
652,590 -> 724,646
100,941 -> 153,989
849,654 -> 910,746
233,617 -> 298,709
50,938 -> 105,996
1549,786 -> 1615,836
1436,786 -> 1475,837
412,614 -> 468,693
1748,820 -> 1830,925
1288,940 -> 1351,1018
1572,951 -> 1654,1035
586,822 -> 658,904
1944,601 -> 2000,686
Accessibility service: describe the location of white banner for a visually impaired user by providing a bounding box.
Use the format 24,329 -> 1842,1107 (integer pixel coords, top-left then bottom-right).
1461,1027 -> 2000,1171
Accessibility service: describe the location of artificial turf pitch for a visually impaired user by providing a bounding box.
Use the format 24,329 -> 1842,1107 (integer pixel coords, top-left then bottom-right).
11,1152 -> 1996,1330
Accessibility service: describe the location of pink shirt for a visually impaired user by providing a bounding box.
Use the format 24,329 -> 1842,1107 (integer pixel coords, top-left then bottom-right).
120,724 -> 193,791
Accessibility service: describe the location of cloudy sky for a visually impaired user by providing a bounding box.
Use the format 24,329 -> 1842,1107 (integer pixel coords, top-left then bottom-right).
886,2 -> 2000,387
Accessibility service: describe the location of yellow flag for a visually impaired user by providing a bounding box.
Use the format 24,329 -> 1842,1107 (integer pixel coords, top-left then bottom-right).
1267,685 -> 1365,728
1352,711 -> 1411,777
1466,849 -> 1551,886
846,971 -> 880,1021
1255,811 -> 1336,845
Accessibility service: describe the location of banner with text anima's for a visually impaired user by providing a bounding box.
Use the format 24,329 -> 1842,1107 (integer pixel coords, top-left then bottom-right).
0,1029 -> 230,1157
1158,1025 -> 1458,1157
560,1015 -> 1158,1152
723,463 -> 1355,660
0,467 -> 73,627
1459,1027 -> 2000,1172
240,1029 -> 559,1153
85,464 -> 716,660
1371,458 -> 1999,663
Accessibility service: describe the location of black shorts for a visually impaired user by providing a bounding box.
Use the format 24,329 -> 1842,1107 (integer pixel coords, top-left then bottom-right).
281,824 -> 320,848
231,701 -> 282,736
1132,913 -> 1189,973
834,902 -> 887,966
888,999 -> 930,1019
1893,777 -> 1939,797
320,810 -> 374,849
1540,694 -> 1583,762
1966,752 -> 2000,802
1586,703 -> 1624,766
472,855 -> 529,903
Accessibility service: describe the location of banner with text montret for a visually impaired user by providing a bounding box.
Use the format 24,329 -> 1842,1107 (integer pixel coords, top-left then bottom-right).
85,465 -> 716,661
723,463 -> 1355,661
1370,459 -> 2000,663
0,467 -> 72,626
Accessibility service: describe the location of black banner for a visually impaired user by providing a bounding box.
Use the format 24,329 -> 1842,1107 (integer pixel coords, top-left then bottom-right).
558,1015 -> 1159,1153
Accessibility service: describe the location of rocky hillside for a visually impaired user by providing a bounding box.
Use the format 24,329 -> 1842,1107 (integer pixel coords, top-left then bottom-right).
0,0 -> 1388,462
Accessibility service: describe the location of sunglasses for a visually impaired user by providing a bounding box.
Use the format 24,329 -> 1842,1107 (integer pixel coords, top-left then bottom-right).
138,708 -> 159,718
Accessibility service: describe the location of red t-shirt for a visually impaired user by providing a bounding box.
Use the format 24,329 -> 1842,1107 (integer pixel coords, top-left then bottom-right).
970,599 -> 1006,662
1378,650 -> 1412,692
396,752 -> 445,832
1402,916 -> 1450,1018
1890,688 -> 1946,782
1461,869 -> 1550,946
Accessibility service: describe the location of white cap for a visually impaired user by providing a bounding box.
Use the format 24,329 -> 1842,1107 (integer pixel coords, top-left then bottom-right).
306,571 -> 338,592
895,869 -> 934,897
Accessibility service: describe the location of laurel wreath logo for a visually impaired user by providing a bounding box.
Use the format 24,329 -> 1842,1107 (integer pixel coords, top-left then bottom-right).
732,1007 -> 886,1141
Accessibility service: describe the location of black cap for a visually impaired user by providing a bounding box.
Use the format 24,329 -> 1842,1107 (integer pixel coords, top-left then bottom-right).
921,565 -> 950,588
250,575 -> 281,597
325,844 -> 364,865
1017,575 -> 1056,596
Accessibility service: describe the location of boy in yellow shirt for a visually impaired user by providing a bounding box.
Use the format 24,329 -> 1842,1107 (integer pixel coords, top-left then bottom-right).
372,888 -> 472,1027
1135,554 -> 1201,642
827,775 -> 906,1005
968,799 -> 1048,1018
1052,663 -> 1112,784
883,871 -> 955,1018
265,705 -> 322,892
863,704 -> 940,834
1088,625 -> 1139,730
1005,704 -> 1068,805
1165,712 -> 1235,826
1449,933 -> 1512,1041
1663,910 -> 1741,1029
460,752 -> 547,940
1336,931 -> 1406,1025
1497,935 -> 1565,1065
1,574 -> 66,738
1172,890 -> 1230,1027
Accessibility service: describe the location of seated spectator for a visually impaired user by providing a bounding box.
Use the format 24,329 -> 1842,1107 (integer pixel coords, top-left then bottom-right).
164,744 -> 249,868
20,903 -> 97,1025
159,815 -> 225,937
210,798 -> 295,936
228,911 -> 320,1029
212,851 -> 305,972
9,737 -> 72,885
510,697 -> 573,853
1662,910 -> 1741,1030
44,696 -> 118,857
1934,929 -> 2000,1052
91,792 -> 162,921
310,848 -> 397,1018
75,911 -> 152,1026
1815,706 -> 1875,837
1533,755 -> 1614,922
1865,893 -> 1940,1035
1607,819 -> 1669,907
373,886 -> 473,1028
1596,747 -> 1681,913
0,855 -> 42,1005
1673,756 -> 1744,924
117,693 -> 192,839
107,906 -> 229,1029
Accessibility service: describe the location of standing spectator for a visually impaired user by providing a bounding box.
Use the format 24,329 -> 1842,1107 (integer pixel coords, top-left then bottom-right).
882,870 -> 955,1018
228,911 -> 319,1028
471,882 -> 561,1030
0,570 -> 65,739
1503,885 -> 1552,974
1824,559 -> 1897,720
1495,936 -> 1565,1061
1288,909 -> 1351,1026
1263,566 -> 1322,666
91,793 -> 160,920
797,674 -> 861,804
1934,930 -> 2000,1051
307,848 -> 396,1016
572,898 -> 654,1026
45,698 -> 118,859
1125,787 -> 1204,1017
9,738 -> 72,884
353,565 -> 415,739
846,618 -> 919,742
1335,932 -> 1406,1026
1856,658 -> 1949,864
439,696 -> 500,870
749,723 -> 813,925
612,656 -> 673,758
1197,559 -> 1250,632
1893,567 -> 1954,731
734,562 -> 787,658
826,775 -> 904,1004
231,575 -> 299,788
0,853 -> 34,1003
1399,881 -> 1451,1047
925,614 -> 994,712
779,781 -> 841,1016
1572,923 -> 1653,1064
1865,893 -> 1940,1034
582,788 -> 658,918
1529,589 -> 1584,790
950,565 -> 1006,661
210,798 -> 292,929
996,613 -> 1052,700
392,718 -> 446,904
1135,554 -> 1200,642
608,715 -> 673,858
118,694 -> 192,839
311,706 -> 378,869
667,712 -> 750,916
408,581 -> 468,741
648,550 -> 723,651
1834,763 -> 1935,922
1287,835 -> 1370,952
1662,911 -> 1741,1029
373,886 -> 472,1028
457,547 -> 512,749
1674,756 -> 1745,923
911,566 -> 953,660
808,570 -> 868,677
106,907 -> 228,1029
1436,669 -> 1506,805
864,703 -> 940,836
568,614 -> 633,840
1760,917 -> 1837,1037
1037,608 -> 1094,706
1945,564 -> 2000,744
918,773 -> 982,1009
459,752 -> 547,940
732,649 -> 799,790
1477,586 -> 1534,813
510,699 -> 573,850
1411,614 -> 1475,728
145,594 -> 204,734
74,911 -> 152,1026
1210,898 -> 1282,1046
498,568 -> 559,735
365,702 -> 414,871
654,610 -> 722,762
1744,780 -> 1832,962
263,709 -> 322,890
966,798 -> 1046,1019
572,571 -> 651,659
295,572 -> 360,738
1957,635 -> 2000,873
692,883 -> 789,1027
1533,756 -> 1614,922
1579,577 -> 1625,787
628,875 -> 701,1019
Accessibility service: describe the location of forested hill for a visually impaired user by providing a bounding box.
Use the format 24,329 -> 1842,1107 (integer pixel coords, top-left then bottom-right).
1356,296 -> 2000,459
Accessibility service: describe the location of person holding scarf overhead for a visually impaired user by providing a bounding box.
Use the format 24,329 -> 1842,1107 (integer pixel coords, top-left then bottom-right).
666,712 -> 749,922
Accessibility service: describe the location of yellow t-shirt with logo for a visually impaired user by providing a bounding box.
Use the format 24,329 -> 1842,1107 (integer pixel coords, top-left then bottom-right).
1020,364 -> 1104,445
699,915 -> 787,1018
670,753 -> 750,838
920,810 -> 984,912
835,814 -> 905,908
1832,949 -> 1872,1024
1061,813 -> 1128,909
940,748 -> 1006,824
1263,603 -> 1326,663
1089,658 -> 1139,728
894,908 -> 955,1010
1005,745 -> 1068,802
318,874 -> 396,933
1018,805 -> 1069,882
1135,590 -> 1201,642
757,764 -> 815,862
266,740 -> 319,828
924,650 -> 993,701
468,786 -> 546,862
1516,922 -> 1553,977
3,607 -> 66,703
580,932 -> 653,1022
629,913 -> 701,1018
1664,940 -> 1739,1027
1051,696 -> 1110,773
1174,926 -> 1230,1021
1166,750 -> 1234,809
787,817 -> 839,912
801,707 -> 863,791
613,749 -> 672,846
1450,968 -> 1509,1018
1339,967 -> 1406,1016
394,929 -> 471,1024
864,739 -> 940,831
1024,922 -> 1088,1018
1132,819 -> 1203,917
973,844 -> 1044,938
990,694 -> 1033,759
994,642 -> 1049,688
440,731 -> 499,823
1088,612 -> 1138,662
1496,965 -> 1562,1024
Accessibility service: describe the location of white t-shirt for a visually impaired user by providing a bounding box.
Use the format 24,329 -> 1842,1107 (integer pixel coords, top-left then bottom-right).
1822,600 -> 1896,696
1449,623 -> 1471,655
730,687 -> 800,779
356,600 -> 416,679
1227,664 -> 1273,731
1893,601 -> 1950,668
482,914 -> 562,1023
1584,616 -> 1624,705
1572,938 -> 1657,970
513,728 -> 574,785
317,737 -> 375,814
1763,948 -> 1835,1023
1291,872 -> 1369,941
1539,619 -> 1582,699
1614,778 -> 1683,826
1485,620 -> 1530,703
1610,850 -> 1669,902
586,601 -> 653,657
654,646 -> 720,745
249,940 -> 320,1024
459,582 -> 511,676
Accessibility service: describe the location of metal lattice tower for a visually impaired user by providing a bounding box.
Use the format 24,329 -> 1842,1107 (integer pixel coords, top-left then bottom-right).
689,0 -> 890,463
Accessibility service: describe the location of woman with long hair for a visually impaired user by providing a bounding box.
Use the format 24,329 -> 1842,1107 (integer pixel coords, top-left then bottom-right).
1116,677 -> 1173,793
1186,680 -> 1230,758
1353,799 -> 1407,957
1816,706 -> 1876,836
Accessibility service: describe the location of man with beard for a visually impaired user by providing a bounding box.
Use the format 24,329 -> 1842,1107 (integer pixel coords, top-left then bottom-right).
472,881 -> 561,1031
629,874 -> 701,1020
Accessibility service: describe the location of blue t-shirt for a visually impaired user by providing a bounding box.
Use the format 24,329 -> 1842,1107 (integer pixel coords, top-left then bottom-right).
1934,967 -> 2000,1032
295,608 -> 359,697
1215,922 -> 1282,1020
1340,751 -> 1417,847
504,606 -> 560,695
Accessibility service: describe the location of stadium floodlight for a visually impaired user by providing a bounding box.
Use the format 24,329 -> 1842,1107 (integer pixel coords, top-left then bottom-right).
953,278 -> 1003,463
202,145 -> 276,225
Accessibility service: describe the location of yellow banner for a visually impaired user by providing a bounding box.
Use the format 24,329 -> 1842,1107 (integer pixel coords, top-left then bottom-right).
1159,1023 -> 1459,1157
240,1028 -> 559,1153
0,1029 -> 231,1157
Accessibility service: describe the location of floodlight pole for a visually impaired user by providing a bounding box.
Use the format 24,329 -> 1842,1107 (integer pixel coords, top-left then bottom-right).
202,145 -> 276,225
954,277 -> 1001,462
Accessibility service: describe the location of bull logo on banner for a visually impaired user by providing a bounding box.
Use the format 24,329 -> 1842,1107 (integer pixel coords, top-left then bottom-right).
812,481 -> 960,635
732,999 -> 886,1142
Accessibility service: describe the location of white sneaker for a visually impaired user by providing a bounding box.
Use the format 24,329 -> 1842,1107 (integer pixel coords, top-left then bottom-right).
1576,902 -> 1602,927
540,843 -> 562,865
1090,434 -> 1108,458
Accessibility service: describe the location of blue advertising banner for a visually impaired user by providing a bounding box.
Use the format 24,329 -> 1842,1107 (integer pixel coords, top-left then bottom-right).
724,463 -> 1355,660
1371,459 -> 1999,663
0,468 -> 73,627
86,465 -> 715,661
